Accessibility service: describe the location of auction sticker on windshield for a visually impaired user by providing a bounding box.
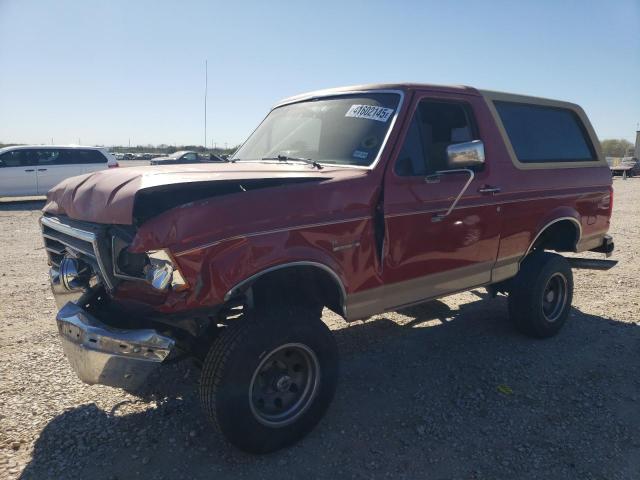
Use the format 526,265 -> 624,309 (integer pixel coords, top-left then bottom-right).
345,105 -> 394,122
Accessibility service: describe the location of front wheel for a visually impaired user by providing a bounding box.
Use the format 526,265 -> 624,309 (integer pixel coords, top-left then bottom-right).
508,252 -> 573,338
199,306 -> 338,453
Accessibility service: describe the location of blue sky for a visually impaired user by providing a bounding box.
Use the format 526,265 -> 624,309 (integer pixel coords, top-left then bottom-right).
1,0 -> 638,147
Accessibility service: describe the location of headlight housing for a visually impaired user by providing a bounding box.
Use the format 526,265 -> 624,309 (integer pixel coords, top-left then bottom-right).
144,250 -> 187,291
113,237 -> 187,291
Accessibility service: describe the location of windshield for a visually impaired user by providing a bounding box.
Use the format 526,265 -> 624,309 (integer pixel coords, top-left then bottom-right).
232,92 -> 400,167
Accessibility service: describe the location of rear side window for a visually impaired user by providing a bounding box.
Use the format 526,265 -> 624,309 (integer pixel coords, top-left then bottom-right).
73,149 -> 107,164
495,102 -> 596,163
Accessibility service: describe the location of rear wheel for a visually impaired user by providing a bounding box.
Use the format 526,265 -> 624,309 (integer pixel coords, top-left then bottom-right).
199,306 -> 338,453
508,252 -> 573,338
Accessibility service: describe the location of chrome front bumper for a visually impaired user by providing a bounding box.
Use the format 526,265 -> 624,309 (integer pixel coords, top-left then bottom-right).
56,302 -> 175,390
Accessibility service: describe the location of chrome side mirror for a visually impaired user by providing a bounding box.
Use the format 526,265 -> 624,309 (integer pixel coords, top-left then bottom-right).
446,140 -> 485,169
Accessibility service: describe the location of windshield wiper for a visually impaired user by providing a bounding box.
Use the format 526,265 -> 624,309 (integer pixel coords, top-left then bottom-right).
261,155 -> 323,170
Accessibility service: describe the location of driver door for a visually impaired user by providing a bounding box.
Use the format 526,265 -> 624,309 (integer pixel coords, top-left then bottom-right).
379,92 -> 503,309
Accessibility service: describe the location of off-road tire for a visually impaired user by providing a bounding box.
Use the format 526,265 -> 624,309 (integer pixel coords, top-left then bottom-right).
508,252 -> 573,338
199,306 -> 338,453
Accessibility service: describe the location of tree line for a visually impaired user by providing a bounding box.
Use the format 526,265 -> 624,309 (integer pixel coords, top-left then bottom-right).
600,139 -> 635,158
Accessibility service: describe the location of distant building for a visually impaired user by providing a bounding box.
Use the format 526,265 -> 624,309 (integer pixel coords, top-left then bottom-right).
635,130 -> 640,160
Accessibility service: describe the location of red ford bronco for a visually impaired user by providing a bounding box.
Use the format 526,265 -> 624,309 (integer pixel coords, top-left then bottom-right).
41,83 -> 615,453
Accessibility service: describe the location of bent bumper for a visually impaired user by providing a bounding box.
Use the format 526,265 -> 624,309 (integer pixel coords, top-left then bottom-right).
56,302 -> 175,390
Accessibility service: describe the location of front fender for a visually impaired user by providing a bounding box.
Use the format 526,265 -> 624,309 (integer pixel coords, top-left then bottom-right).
162,216 -> 377,313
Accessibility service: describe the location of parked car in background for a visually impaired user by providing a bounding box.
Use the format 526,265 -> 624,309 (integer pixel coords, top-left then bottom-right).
207,153 -> 228,162
40,83 -> 614,453
150,150 -> 200,165
0,145 -> 117,197
608,156 -> 640,177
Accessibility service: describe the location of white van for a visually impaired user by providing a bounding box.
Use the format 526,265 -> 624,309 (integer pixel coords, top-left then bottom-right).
0,145 -> 118,197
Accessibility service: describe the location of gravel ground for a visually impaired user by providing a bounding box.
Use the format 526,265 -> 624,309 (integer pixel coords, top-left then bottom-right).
1,179 -> 639,480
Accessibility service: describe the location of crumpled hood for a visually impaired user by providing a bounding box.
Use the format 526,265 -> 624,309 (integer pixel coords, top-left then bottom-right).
43,163 -> 351,225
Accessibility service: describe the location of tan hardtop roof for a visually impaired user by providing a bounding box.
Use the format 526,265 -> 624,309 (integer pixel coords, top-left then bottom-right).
478,89 -> 583,111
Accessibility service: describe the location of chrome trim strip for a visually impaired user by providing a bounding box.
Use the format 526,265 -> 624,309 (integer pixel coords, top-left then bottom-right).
41,216 -> 96,243
332,241 -> 360,252
174,216 -> 372,256
45,244 -> 66,255
42,233 -> 96,258
523,216 -> 583,258
224,261 -> 347,316
41,216 -> 115,290
235,89 -> 405,171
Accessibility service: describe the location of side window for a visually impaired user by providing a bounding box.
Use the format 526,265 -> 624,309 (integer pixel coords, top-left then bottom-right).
74,149 -> 107,164
418,101 -> 477,173
34,149 -> 60,165
494,102 -> 596,163
183,152 -> 197,161
395,100 -> 478,176
0,150 -> 32,167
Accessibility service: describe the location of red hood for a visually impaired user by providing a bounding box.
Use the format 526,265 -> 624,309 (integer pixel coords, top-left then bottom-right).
42,163 -> 358,225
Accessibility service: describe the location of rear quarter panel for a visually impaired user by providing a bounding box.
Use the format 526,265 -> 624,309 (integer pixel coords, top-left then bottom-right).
479,91 -> 612,274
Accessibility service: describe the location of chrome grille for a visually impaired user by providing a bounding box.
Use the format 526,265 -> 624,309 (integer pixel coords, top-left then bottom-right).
40,215 -> 115,290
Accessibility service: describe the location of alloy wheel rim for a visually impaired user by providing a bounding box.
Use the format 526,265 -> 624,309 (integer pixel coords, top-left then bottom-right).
249,343 -> 320,427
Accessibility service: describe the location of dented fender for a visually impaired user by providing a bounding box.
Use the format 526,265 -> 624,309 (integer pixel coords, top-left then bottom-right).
119,169 -> 384,314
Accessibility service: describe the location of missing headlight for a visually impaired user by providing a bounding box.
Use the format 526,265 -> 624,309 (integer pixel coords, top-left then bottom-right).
113,236 -> 148,279
144,250 -> 187,291
112,236 -> 187,291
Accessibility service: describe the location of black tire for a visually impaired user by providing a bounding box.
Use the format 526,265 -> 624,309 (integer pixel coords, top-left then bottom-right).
508,252 -> 573,338
199,306 -> 339,453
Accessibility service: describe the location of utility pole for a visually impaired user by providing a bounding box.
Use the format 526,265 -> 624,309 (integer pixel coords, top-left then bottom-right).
204,59 -> 208,150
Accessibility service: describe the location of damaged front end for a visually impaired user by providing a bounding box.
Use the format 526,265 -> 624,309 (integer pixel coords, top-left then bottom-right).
40,163 -> 359,390
41,215 -> 188,389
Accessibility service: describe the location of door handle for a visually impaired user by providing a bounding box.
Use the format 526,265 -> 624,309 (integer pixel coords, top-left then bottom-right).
24,169 -> 35,172
478,185 -> 501,194
37,168 -> 47,172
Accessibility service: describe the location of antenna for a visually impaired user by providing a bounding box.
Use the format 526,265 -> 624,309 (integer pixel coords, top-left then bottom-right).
204,59 -> 208,150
